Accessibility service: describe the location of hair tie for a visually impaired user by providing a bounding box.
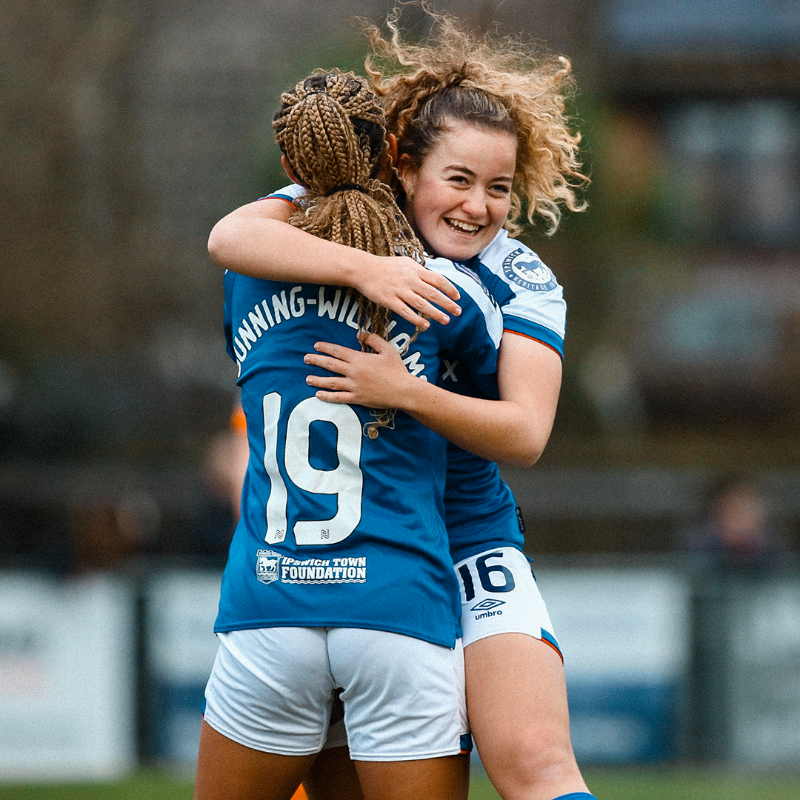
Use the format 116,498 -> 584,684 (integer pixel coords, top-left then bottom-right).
324,183 -> 368,197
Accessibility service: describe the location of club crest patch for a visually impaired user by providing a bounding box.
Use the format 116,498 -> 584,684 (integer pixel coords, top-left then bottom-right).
502,249 -> 557,292
256,549 -> 281,584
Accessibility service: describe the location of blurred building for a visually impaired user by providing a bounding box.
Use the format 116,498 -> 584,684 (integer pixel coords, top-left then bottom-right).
0,1 -> 798,561
588,0 -> 800,437
504,0 -> 800,555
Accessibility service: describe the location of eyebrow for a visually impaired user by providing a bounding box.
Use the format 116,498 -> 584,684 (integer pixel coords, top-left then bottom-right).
443,164 -> 513,182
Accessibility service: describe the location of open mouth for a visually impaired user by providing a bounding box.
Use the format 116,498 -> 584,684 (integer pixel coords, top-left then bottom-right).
445,218 -> 482,235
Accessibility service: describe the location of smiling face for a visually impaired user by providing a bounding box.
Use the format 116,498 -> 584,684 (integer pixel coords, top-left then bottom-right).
397,122 -> 517,262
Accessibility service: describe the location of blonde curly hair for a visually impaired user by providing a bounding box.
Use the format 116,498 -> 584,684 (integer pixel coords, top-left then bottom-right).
273,69 -> 424,436
364,3 -> 588,236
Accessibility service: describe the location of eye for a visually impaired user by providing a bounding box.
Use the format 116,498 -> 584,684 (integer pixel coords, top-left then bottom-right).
490,183 -> 511,196
448,174 -> 469,185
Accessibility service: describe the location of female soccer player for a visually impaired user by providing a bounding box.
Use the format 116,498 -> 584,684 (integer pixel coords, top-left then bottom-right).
207,8 -> 598,800
196,68 -> 505,800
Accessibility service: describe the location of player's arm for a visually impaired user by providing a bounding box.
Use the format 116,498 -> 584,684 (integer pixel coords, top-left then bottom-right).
207,199 -> 460,330
305,331 -> 561,468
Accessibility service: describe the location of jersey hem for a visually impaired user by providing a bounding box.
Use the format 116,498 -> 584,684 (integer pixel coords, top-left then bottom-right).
347,745 -> 465,762
213,619 -> 458,650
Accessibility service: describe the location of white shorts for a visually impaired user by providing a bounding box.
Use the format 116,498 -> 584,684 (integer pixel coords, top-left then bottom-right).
455,546 -> 561,657
203,626 -> 468,761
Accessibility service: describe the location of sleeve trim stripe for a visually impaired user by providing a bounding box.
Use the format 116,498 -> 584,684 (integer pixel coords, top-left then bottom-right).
502,321 -> 564,359
503,331 -> 564,359
258,194 -> 297,209
540,629 -> 564,663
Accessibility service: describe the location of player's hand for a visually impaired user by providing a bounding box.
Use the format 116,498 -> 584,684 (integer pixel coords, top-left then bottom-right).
353,255 -> 461,330
304,334 -> 412,408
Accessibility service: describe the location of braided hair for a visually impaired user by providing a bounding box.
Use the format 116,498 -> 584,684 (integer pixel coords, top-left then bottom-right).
272,70 -> 423,437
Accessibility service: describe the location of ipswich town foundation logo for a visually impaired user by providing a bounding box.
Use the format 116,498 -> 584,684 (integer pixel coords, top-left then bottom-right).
256,549 -> 367,585
502,249 -> 558,292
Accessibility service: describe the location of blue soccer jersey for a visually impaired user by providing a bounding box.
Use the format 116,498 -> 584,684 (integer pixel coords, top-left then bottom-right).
441,231 -> 567,563
215,260 -> 502,648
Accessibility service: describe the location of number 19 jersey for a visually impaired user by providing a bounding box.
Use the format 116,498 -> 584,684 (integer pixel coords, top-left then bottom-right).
215,262 -> 502,648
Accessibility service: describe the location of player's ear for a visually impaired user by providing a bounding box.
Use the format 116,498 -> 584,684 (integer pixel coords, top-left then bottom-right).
281,155 -> 301,185
396,153 -> 418,200
386,133 -> 398,167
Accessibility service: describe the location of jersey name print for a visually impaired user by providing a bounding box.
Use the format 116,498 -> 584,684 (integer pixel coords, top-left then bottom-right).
232,285 -> 442,382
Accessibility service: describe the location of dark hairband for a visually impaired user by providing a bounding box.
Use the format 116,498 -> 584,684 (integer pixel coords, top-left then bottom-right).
324,183 -> 368,197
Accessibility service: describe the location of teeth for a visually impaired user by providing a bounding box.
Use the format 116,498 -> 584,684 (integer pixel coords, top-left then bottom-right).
447,219 -> 480,233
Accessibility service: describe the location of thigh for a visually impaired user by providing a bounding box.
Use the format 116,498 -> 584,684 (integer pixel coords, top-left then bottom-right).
464,632 -> 578,792
299,732 -> 470,800
303,746 -> 363,800
195,720 -> 316,800
203,627 -> 336,756
328,628 -> 468,761
455,546 -> 560,654
355,754 -> 470,800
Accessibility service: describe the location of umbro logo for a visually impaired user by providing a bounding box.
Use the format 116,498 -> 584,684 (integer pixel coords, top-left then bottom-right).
470,599 -> 505,612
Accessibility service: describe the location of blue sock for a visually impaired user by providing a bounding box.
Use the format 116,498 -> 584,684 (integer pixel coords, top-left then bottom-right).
552,794 -> 598,800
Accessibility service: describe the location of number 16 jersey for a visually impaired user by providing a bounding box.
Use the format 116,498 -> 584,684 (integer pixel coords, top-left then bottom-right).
215,262 -> 502,648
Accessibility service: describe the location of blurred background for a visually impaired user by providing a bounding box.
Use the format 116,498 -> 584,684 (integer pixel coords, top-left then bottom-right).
1,0 -> 799,786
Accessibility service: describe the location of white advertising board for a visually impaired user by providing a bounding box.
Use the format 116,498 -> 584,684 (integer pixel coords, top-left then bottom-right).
727,578 -> 800,765
0,573 -> 135,780
538,566 -> 691,762
145,570 -> 222,766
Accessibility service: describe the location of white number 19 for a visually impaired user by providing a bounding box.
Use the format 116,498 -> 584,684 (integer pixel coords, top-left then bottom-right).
261,392 -> 363,546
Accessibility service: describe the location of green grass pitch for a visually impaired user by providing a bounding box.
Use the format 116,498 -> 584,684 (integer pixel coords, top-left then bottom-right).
1,768 -> 799,800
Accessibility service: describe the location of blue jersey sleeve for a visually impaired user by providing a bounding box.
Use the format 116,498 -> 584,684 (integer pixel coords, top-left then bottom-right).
476,229 -> 567,359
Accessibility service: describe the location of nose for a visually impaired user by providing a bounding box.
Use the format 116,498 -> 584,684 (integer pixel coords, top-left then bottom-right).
460,187 -> 488,218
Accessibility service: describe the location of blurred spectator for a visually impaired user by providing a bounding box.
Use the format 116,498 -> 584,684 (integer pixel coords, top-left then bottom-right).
677,475 -> 787,574
578,340 -> 647,436
191,403 -> 249,560
70,490 -> 160,575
